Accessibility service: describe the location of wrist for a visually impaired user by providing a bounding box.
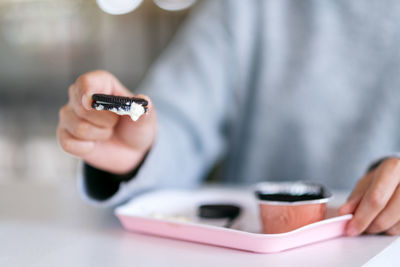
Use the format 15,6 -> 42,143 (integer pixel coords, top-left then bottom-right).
84,151 -> 148,183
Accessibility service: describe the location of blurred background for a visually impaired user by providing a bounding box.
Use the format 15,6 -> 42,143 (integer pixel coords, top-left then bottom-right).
0,0 -> 189,183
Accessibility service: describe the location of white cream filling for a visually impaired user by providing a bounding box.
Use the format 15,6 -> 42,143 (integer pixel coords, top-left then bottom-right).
95,102 -> 146,121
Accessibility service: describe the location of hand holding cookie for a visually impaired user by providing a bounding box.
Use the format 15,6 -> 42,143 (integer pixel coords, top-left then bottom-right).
57,70 -> 157,174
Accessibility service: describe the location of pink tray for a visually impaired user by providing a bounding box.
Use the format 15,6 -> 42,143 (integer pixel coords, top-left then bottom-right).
115,189 -> 352,253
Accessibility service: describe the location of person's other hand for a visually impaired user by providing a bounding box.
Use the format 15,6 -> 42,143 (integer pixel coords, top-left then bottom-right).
57,70 -> 157,174
339,158 -> 400,236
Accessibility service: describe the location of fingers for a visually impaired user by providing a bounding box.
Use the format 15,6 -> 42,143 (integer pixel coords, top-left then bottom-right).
367,184 -> 400,234
59,105 -> 113,142
56,126 -> 95,157
114,94 -> 157,151
386,221 -> 400,236
68,71 -> 123,128
339,172 -> 373,215
69,87 -> 119,128
346,158 -> 400,236
74,70 -> 132,110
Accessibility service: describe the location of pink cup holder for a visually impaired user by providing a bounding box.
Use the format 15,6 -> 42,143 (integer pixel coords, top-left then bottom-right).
255,181 -> 332,234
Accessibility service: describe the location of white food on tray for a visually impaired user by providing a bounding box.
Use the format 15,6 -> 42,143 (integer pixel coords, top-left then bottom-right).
116,189 -> 260,232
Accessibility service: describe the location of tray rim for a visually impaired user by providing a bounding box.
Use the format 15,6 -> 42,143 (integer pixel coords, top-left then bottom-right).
116,211 -> 352,236
114,189 -> 353,238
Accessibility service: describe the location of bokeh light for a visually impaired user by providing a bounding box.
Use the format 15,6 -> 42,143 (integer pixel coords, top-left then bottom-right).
96,0 -> 143,15
153,0 -> 196,11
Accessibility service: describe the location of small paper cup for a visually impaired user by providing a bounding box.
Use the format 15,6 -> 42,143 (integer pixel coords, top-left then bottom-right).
255,182 -> 332,234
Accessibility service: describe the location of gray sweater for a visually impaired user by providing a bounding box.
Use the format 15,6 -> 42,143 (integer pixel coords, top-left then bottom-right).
79,0 -> 400,206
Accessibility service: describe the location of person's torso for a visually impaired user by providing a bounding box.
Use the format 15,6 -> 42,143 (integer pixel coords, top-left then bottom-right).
223,0 -> 400,190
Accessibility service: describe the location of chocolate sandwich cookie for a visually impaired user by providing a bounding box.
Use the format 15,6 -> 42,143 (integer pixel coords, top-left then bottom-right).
92,94 -> 149,121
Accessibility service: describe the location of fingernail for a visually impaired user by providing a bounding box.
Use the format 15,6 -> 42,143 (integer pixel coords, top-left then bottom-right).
347,225 -> 358,236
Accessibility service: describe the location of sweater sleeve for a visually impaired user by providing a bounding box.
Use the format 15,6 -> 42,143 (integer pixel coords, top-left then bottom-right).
365,153 -> 400,173
77,0 -> 243,207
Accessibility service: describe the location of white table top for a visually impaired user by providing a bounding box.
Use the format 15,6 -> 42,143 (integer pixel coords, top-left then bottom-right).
0,181 -> 399,267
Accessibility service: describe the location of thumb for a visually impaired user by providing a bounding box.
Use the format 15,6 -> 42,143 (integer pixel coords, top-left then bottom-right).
339,196 -> 361,215
76,70 -> 132,110
339,171 -> 374,215
114,94 -> 157,151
